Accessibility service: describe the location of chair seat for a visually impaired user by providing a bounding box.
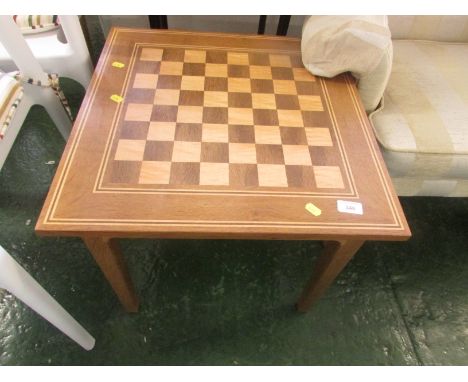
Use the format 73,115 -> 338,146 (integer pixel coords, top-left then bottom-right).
370,40 -> 468,185
13,15 -> 60,34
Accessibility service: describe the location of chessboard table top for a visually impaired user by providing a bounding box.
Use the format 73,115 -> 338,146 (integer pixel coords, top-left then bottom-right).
36,28 -> 410,241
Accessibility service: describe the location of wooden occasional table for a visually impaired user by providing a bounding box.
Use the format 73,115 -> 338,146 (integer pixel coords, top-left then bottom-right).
36,28 -> 411,313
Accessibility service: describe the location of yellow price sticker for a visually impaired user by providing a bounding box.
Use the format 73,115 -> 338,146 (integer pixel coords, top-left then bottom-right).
305,202 -> 322,217
110,94 -> 123,103
112,61 -> 125,68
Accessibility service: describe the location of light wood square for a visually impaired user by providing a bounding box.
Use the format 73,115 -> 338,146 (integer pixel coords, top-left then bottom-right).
184,50 -> 206,63
257,164 -> 288,187
202,124 -> 229,142
114,139 -> 146,161
204,91 -> 228,107
124,103 -> 153,122
249,66 -> 272,80
293,68 -> 315,82
172,141 -> 201,162
282,145 -> 312,165
254,126 -> 282,144
205,63 -> 228,77
277,110 -> 304,127
160,61 -> 184,75
228,52 -> 249,65
177,106 -> 203,123
228,78 -> 251,93
269,54 -> 291,67
305,128 -> 333,146
133,73 -> 158,89
229,143 -> 257,164
181,76 -> 205,91
154,89 -> 180,105
252,93 -> 276,109
314,166 -> 344,188
147,122 -> 176,141
299,95 -> 323,111
140,48 -> 163,61
199,163 -> 229,185
273,80 -> 297,95
139,161 -> 171,184
228,108 -> 254,125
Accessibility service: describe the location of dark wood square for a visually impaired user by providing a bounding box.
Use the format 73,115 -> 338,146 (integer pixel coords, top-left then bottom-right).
251,79 -> 274,93
228,125 -> 255,143
156,75 -> 182,89
228,65 -> 250,78
229,163 -> 259,187
133,60 -> 160,74
201,142 -> 229,162
183,63 -> 206,76
228,93 -> 252,108
119,121 -> 149,140
179,90 -> 204,106
275,94 -> 300,110
109,161 -> 142,184
302,111 -> 330,127
169,162 -> 200,185
296,81 -> 319,95
285,165 -> 316,188
248,52 -> 270,66
151,105 -> 178,122
280,126 -> 308,145
162,48 -> 185,62
256,144 -> 285,164
204,77 -> 228,92
126,88 -> 156,104
253,109 -> 279,126
143,141 -> 174,161
206,50 -> 227,64
203,107 -> 228,124
290,55 -> 304,68
309,146 -> 341,166
175,123 -> 202,142
271,67 -> 294,80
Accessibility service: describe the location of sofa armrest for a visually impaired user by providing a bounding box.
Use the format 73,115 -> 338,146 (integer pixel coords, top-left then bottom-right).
301,15 -> 392,113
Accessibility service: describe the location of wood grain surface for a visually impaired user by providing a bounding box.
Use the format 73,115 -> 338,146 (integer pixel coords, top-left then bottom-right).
36,28 -> 410,241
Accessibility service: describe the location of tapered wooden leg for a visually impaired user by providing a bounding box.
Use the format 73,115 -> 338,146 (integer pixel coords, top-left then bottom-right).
83,237 -> 139,312
296,239 -> 364,312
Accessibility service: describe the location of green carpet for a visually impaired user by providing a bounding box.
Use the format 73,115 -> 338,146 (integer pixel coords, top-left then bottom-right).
1,18 -> 468,365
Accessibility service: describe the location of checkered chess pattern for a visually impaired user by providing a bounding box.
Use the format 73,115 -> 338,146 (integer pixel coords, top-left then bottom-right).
110,47 -> 345,190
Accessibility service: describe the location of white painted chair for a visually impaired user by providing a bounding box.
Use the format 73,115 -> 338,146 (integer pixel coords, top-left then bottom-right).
0,15 -> 93,89
0,15 -> 72,168
0,246 -> 95,350
0,17 -> 94,350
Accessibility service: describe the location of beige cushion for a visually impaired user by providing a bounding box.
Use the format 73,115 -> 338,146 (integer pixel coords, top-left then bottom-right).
370,40 -> 468,195
301,15 -> 392,113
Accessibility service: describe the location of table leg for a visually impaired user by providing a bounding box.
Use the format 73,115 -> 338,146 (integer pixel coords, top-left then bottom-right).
83,237 -> 139,312
296,239 -> 364,312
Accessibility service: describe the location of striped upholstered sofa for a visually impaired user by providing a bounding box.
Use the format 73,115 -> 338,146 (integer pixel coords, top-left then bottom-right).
303,16 -> 468,197
370,16 -> 468,197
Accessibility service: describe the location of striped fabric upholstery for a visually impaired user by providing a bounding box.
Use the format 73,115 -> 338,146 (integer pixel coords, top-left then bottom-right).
370,39 -> 468,196
13,15 -> 60,34
388,16 -> 468,43
0,71 -> 23,139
